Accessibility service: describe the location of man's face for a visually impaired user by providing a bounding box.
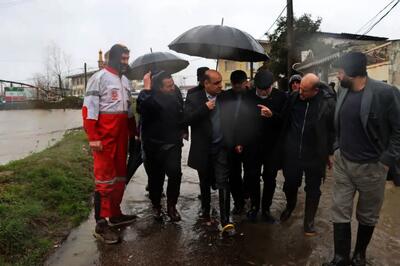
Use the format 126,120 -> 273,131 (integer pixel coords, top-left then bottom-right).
291,81 -> 300,92
337,69 -> 353,89
120,52 -> 130,73
299,82 -> 318,100
160,78 -> 175,94
256,87 -> 271,98
233,80 -> 249,92
204,73 -> 223,96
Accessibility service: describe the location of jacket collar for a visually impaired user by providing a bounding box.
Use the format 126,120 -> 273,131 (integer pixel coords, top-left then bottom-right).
335,77 -> 373,130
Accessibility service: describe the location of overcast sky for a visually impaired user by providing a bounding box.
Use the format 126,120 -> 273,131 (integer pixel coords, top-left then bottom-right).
1,0 -> 399,86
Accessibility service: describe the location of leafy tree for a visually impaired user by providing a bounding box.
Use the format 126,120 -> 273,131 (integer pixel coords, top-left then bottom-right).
266,14 -> 336,89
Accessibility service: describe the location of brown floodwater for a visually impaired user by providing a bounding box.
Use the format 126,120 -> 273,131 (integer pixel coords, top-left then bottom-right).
0,109 -> 82,165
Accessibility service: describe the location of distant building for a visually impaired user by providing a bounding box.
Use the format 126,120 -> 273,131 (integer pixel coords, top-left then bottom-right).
217,40 -> 270,88
67,50 -> 105,97
293,32 -> 400,88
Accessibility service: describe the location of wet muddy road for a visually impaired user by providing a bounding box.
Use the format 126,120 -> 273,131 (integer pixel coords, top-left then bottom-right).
46,143 -> 400,266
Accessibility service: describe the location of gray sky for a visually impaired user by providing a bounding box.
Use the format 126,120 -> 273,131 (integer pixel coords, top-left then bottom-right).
1,0 -> 399,86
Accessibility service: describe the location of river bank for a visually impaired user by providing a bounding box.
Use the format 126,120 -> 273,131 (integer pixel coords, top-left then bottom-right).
0,97 -> 83,110
0,130 -> 93,266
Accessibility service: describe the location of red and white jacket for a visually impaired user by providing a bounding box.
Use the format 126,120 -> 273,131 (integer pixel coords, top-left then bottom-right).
82,67 -> 136,141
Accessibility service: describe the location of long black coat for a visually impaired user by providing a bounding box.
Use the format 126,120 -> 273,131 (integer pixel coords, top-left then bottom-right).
184,88 -> 213,172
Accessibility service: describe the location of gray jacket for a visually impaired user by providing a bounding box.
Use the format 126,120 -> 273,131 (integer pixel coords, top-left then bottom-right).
335,77 -> 400,166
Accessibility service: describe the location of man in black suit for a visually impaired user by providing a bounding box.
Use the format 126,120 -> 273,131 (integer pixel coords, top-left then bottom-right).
184,70 -> 235,235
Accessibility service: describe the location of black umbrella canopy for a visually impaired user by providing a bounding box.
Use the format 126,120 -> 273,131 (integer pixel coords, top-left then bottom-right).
168,25 -> 269,62
126,51 -> 189,80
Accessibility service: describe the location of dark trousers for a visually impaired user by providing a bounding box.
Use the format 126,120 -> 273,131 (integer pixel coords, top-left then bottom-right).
229,151 -> 245,209
143,143 -> 182,207
126,138 -> 143,184
197,146 -> 230,213
197,166 -> 214,213
282,158 -> 324,200
261,160 -> 279,212
244,144 -> 278,212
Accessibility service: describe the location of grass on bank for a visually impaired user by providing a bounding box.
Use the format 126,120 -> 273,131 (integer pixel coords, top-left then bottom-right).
0,130 -> 93,266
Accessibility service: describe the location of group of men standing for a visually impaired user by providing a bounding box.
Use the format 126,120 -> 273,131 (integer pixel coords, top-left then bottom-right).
82,44 -> 400,266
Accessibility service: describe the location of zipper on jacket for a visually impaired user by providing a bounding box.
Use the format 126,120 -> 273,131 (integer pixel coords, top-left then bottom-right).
120,78 -> 126,111
299,102 -> 310,159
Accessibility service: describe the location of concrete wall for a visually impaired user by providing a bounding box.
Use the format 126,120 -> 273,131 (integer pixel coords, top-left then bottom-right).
388,41 -> 400,88
367,62 -> 389,83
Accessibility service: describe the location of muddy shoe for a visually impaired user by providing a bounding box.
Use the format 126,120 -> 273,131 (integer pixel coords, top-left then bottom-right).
153,206 -> 164,221
262,211 -> 277,224
109,214 -> 137,227
167,204 -> 181,222
231,205 -> 245,215
246,209 -> 258,223
199,208 -> 211,220
280,207 -> 294,223
94,219 -> 120,244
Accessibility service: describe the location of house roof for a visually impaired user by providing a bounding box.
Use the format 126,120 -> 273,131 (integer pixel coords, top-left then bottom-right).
314,32 -> 388,41
66,70 -> 98,79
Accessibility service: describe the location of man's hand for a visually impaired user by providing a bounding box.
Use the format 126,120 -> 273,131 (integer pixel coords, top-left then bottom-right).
143,71 -> 152,90
234,145 -> 243,154
257,104 -> 273,117
380,162 -> 389,171
89,140 -> 103,152
206,100 -> 216,110
327,155 -> 334,169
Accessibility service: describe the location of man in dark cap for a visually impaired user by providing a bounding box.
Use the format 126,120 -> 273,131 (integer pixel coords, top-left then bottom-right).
324,52 -> 400,266
82,44 -> 137,244
288,74 -> 302,93
137,71 -> 186,222
244,70 -> 287,222
279,73 -> 335,236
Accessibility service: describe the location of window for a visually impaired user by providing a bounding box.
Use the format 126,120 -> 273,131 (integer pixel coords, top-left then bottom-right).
224,61 -> 235,71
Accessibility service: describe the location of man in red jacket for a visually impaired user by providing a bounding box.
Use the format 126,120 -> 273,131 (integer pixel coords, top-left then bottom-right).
82,44 -> 137,244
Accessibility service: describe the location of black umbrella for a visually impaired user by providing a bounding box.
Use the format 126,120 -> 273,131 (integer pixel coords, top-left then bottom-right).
126,51 -> 189,80
168,25 -> 269,62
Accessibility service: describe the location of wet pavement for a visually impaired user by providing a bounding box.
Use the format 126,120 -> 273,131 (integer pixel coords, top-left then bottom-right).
46,142 -> 400,266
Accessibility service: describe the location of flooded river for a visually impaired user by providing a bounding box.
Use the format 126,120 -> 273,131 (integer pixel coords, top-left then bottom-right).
0,109 -> 82,165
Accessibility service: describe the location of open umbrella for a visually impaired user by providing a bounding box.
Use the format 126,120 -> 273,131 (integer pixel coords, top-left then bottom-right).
168,25 -> 269,62
126,51 -> 189,80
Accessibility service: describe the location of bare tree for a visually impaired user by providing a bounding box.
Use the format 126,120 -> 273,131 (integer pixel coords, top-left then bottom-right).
32,42 -> 72,98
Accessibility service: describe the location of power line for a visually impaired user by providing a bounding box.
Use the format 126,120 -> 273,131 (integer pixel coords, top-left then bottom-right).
355,0 -> 396,34
262,4 -> 288,38
361,0 -> 399,36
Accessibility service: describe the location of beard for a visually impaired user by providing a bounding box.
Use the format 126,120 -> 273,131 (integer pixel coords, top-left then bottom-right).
120,64 -> 130,74
340,78 -> 353,89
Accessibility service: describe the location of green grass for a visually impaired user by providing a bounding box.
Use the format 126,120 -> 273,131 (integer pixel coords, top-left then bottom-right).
0,130 -> 93,266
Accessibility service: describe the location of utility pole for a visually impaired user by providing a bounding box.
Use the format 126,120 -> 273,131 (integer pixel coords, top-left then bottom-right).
84,63 -> 88,90
287,0 -> 294,78
58,74 -> 63,98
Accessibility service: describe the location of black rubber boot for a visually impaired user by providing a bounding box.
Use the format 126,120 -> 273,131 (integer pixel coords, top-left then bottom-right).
351,223 -> 375,266
218,188 -> 236,236
218,188 -> 230,226
280,188 -> 298,222
323,223 -> 351,266
303,196 -> 320,236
